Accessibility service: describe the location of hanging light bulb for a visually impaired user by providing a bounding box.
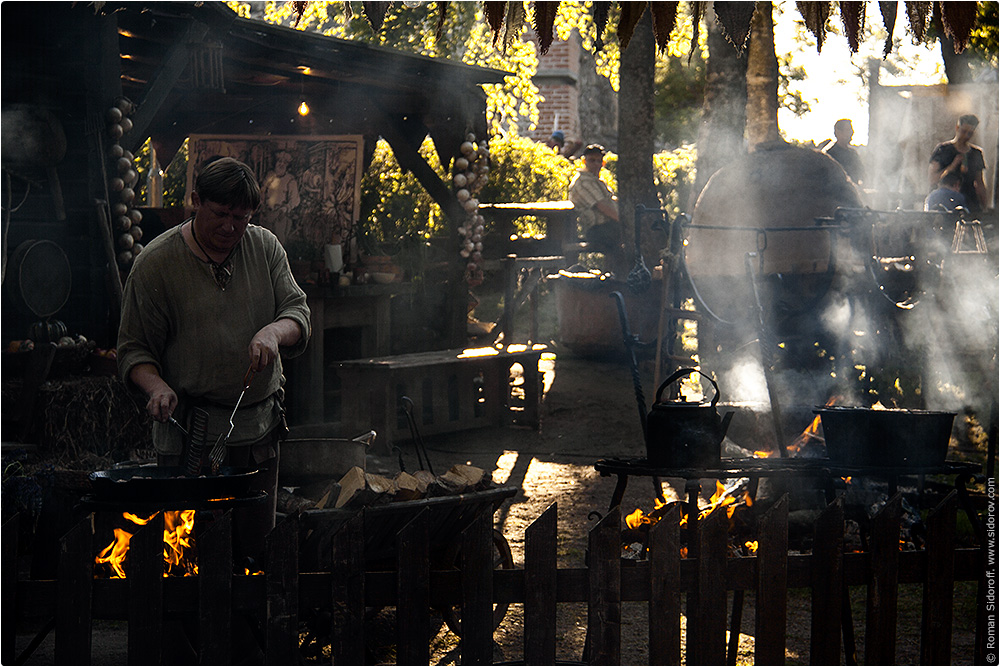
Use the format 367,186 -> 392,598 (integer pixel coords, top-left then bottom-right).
298,99 -> 310,116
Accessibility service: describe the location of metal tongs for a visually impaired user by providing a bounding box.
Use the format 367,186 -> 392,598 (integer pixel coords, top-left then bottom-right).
209,365 -> 256,474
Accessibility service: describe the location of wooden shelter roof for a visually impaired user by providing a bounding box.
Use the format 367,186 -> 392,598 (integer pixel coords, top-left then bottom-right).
114,2 -> 508,165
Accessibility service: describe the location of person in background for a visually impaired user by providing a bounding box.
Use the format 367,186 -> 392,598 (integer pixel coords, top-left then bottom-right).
924,170 -> 968,212
822,118 -> 865,186
929,113 -> 989,215
118,157 -> 311,565
569,144 -> 621,262
545,130 -> 565,153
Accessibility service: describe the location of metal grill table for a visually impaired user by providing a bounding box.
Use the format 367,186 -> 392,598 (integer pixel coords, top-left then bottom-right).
595,456 -> 982,536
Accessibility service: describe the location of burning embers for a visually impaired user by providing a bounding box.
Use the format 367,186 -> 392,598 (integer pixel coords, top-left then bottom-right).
623,480 -> 757,559
95,509 -> 197,578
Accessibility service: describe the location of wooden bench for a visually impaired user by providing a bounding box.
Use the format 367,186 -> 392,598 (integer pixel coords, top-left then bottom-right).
336,347 -> 545,451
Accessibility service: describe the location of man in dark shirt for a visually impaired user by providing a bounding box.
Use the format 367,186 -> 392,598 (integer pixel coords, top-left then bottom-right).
929,114 -> 988,215
822,119 -> 865,186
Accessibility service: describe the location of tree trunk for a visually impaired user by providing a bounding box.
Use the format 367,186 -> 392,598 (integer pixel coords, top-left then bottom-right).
933,4 -> 974,84
690,1 -> 748,211
617,7 -> 661,276
746,1 -> 782,148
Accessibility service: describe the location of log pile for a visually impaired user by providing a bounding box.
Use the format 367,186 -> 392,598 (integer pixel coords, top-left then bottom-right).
335,464 -> 491,509
277,464 -> 492,514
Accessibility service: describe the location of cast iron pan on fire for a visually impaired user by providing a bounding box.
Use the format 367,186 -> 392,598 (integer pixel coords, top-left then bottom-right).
89,465 -> 260,502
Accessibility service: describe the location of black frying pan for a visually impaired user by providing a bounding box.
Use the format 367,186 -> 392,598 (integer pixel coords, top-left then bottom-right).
89,465 -> 260,502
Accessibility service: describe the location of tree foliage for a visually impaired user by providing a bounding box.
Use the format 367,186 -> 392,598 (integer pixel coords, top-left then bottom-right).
969,1 -> 999,70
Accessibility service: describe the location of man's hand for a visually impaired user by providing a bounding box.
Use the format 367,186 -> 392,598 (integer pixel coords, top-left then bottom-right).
248,318 -> 301,372
950,153 -> 965,174
248,327 -> 281,372
146,385 -> 178,422
129,363 -> 177,422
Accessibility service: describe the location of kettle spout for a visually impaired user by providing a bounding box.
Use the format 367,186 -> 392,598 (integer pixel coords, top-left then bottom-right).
720,411 -> 735,439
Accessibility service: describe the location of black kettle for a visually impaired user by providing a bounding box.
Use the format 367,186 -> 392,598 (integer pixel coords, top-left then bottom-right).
645,368 -> 734,468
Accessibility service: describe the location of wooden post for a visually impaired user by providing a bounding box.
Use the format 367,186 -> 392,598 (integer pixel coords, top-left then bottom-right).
397,509 -> 430,665
2,515 -> 19,665
524,503 -> 557,664
502,254 -> 516,344
690,506 -> 728,666
921,491 -> 957,664
865,493 -> 902,665
199,512 -> 233,665
587,506 -> 621,664
266,512 -> 300,664
810,498 -> 844,665
755,494 -> 789,666
519,351 -> 542,429
128,512 -> 163,665
331,513 -> 366,664
460,510 -> 495,665
56,516 -> 93,665
648,504 -> 682,665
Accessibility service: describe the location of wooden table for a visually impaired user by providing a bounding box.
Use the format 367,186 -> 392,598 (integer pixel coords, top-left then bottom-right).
337,346 -> 545,450
286,283 -> 414,425
478,201 -> 581,257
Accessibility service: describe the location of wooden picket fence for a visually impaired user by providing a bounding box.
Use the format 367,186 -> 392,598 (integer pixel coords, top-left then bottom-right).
3,490 -> 985,665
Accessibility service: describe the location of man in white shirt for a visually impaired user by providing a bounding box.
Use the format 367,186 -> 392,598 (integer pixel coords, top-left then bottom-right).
569,144 -> 620,260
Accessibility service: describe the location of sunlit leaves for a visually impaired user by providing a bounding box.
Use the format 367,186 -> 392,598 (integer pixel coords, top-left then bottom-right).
359,137 -> 444,250
652,143 -> 697,220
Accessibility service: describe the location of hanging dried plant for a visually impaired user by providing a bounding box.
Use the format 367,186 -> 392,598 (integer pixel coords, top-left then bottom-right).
714,1 -> 756,54
651,2 -> 679,53
839,1 -> 865,53
688,0 -> 705,63
618,1 -> 647,51
435,1 -> 449,41
290,0 -> 308,27
500,0 -> 526,53
797,1 -> 831,53
879,1 -> 897,56
904,1 -> 932,42
592,1 -> 612,52
362,1 -> 390,32
533,1 -> 560,55
940,1 -> 978,54
485,1 -> 507,45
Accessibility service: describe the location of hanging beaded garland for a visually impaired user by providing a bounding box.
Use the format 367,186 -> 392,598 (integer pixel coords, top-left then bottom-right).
453,131 -> 490,287
106,96 -> 144,273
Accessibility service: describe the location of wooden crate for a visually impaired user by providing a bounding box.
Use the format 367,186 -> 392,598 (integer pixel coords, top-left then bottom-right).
336,347 -> 543,450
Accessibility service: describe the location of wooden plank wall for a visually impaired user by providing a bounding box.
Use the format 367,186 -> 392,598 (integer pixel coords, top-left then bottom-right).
6,490 -> 984,665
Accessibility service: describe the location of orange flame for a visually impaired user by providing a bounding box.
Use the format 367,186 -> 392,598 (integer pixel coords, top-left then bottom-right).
745,540 -> 759,553
95,510 -> 198,578
625,507 -> 649,530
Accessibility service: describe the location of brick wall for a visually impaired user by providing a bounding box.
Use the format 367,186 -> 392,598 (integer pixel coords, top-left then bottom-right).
527,32 -> 618,154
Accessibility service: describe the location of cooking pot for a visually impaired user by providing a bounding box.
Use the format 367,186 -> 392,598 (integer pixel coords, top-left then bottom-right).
815,406 -> 955,468
645,368 -> 734,468
279,430 -> 375,486
89,465 -> 260,502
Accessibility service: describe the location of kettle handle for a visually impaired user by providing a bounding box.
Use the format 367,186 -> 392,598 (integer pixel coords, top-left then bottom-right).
654,367 -> 720,407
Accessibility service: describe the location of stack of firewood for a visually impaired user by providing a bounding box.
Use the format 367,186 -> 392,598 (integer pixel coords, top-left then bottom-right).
277,464 -> 491,514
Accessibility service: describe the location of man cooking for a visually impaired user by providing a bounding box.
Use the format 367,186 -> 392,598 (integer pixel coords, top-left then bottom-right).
118,157 -> 311,562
